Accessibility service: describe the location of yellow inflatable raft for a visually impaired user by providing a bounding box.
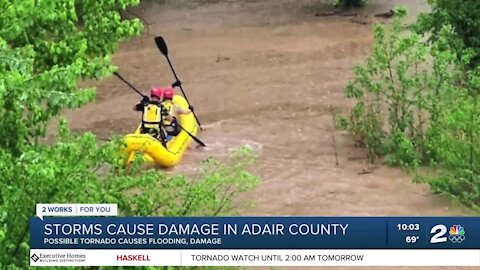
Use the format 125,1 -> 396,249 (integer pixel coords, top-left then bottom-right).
123,95 -> 199,168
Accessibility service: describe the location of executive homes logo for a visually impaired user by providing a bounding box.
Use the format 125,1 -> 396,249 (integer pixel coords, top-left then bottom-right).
30,252 -> 86,263
30,254 -> 39,262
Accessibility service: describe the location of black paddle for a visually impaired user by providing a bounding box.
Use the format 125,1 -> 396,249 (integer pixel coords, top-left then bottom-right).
113,71 -> 148,99
154,36 -> 203,130
113,70 -> 207,147
177,122 -> 206,147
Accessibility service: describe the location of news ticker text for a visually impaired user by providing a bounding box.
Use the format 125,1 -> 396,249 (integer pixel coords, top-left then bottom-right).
29,249 -> 480,266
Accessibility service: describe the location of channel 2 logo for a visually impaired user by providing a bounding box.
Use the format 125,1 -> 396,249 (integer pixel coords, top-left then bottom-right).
429,224 -> 466,244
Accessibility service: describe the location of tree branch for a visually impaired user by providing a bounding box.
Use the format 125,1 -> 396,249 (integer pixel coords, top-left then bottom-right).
123,9 -> 155,36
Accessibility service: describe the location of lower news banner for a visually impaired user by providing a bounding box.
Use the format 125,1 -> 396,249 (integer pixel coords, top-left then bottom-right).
29,217 -> 480,266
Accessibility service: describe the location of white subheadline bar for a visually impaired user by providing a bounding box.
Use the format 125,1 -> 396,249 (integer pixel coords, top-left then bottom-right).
30,249 -> 480,266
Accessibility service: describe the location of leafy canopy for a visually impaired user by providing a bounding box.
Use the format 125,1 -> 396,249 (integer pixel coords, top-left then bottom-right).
0,0 -> 143,155
0,1 -> 262,269
415,0 -> 480,67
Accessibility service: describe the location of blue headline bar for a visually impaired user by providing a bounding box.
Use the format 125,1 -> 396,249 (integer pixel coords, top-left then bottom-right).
30,217 -> 480,249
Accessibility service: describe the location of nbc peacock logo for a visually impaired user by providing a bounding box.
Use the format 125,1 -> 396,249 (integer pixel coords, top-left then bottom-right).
448,225 -> 466,243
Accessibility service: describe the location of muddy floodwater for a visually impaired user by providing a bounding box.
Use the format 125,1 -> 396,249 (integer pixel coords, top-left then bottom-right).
64,1 -> 476,269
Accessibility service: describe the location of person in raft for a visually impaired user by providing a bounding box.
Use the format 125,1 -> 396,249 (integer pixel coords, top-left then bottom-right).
133,80 -> 193,145
133,87 -> 168,145
160,81 -> 194,143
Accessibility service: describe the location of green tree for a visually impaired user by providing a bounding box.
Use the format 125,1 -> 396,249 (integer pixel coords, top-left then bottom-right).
0,1 -> 262,269
424,62 -> 480,209
340,6 -> 480,209
415,0 -> 480,67
340,7 -> 447,165
1,0 -> 142,74
0,0 -> 142,156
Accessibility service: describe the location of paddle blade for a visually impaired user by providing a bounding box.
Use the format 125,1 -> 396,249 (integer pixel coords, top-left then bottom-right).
192,135 -> 206,147
178,123 -> 206,147
154,36 -> 168,56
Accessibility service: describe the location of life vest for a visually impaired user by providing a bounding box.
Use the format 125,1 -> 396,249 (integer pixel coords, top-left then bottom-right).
161,100 -> 181,136
161,100 -> 174,125
141,102 -> 162,130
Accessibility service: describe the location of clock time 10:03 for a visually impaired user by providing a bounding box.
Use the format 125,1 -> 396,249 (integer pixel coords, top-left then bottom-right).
397,223 -> 420,231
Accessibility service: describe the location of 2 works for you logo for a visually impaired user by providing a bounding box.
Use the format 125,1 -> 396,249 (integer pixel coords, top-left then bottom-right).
448,225 -> 466,243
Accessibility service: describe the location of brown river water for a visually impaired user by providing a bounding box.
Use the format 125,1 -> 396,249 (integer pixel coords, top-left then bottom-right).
63,1 -> 476,269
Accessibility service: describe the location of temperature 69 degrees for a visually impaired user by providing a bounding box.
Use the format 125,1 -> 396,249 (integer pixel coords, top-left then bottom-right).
405,235 -> 420,244
396,223 -> 421,245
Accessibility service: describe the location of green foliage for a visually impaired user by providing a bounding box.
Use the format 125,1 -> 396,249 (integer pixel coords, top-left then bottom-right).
332,0 -> 370,9
0,40 -> 95,156
415,0 -> 480,67
340,6 -> 480,209
423,66 -> 480,208
342,7 -> 436,165
1,0 -> 143,76
0,1 -> 261,269
0,0 -> 143,155
0,122 -> 260,268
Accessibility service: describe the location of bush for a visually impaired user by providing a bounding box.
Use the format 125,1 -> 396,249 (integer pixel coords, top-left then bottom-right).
0,121 -> 260,268
339,6 -> 480,208
340,7 -> 445,165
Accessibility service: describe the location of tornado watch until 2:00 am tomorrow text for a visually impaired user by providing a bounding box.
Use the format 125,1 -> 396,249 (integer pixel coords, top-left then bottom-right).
190,253 -> 365,263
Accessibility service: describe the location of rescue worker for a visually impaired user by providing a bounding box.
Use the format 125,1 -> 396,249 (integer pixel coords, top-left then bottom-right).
161,84 -> 194,142
133,87 -> 169,145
